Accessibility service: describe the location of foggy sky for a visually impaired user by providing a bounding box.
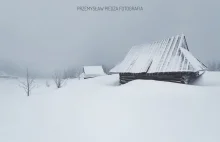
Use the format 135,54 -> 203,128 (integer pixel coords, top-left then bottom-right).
0,0 -> 220,75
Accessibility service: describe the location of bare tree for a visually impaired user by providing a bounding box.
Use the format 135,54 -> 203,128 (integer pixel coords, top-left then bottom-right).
64,67 -> 82,79
45,80 -> 50,87
62,68 -> 78,79
75,68 -> 82,80
19,68 -> 35,96
63,69 -> 68,79
53,71 -> 65,88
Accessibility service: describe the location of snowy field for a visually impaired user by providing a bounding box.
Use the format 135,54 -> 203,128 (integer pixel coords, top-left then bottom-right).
0,71 -> 220,142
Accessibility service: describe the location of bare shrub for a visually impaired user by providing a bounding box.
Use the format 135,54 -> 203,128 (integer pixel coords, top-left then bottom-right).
53,71 -> 65,88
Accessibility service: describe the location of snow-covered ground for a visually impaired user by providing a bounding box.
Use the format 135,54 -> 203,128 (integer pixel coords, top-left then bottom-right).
0,72 -> 220,142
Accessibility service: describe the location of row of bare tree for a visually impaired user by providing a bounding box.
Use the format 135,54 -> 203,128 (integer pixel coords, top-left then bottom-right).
19,65 -> 112,96
19,69 -> 82,96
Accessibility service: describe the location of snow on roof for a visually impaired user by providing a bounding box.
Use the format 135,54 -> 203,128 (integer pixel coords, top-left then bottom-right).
111,34 -> 207,73
83,66 -> 106,77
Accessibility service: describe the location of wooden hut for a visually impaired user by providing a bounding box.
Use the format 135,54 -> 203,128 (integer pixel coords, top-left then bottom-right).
110,34 -> 207,84
80,66 -> 106,79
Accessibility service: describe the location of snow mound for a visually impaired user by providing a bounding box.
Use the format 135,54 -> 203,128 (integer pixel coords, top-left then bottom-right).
0,73 -> 220,142
192,71 -> 220,86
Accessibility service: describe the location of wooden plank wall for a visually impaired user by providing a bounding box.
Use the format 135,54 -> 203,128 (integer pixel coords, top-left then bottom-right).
119,72 -> 199,84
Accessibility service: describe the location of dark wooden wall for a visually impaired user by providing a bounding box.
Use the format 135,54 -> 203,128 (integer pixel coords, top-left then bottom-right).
119,72 -> 199,84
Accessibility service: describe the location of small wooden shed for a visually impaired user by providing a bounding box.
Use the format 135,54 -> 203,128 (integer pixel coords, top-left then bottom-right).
80,66 -> 106,79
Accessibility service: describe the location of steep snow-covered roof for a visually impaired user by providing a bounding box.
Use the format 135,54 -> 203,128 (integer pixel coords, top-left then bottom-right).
111,34 -> 207,73
83,66 -> 106,77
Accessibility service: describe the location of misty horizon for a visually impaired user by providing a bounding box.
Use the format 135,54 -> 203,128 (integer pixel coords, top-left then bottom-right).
0,0 -> 220,77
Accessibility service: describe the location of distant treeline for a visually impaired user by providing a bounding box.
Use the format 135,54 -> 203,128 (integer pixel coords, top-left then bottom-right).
206,61 -> 220,71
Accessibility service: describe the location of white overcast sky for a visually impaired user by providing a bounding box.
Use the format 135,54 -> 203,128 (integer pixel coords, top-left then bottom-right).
0,0 -> 219,74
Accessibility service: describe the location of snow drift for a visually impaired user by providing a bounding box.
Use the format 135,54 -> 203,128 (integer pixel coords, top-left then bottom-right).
192,71 -> 220,86
0,72 -> 220,142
